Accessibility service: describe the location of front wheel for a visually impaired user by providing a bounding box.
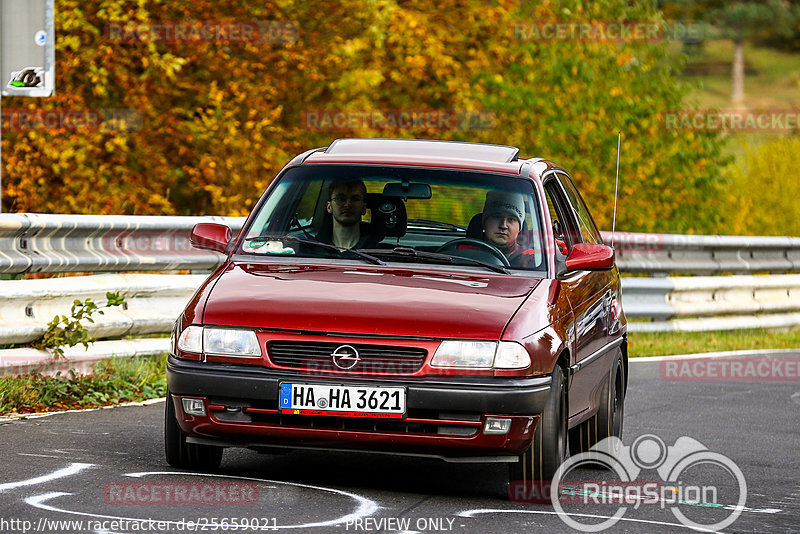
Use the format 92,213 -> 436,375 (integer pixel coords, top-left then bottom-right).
508,366 -> 567,499
164,391 -> 223,470
568,349 -> 625,457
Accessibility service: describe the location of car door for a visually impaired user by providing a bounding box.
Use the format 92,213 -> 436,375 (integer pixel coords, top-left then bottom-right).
543,172 -> 614,421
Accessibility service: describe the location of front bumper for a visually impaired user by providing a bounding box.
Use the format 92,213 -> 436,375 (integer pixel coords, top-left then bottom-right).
167,356 -> 552,460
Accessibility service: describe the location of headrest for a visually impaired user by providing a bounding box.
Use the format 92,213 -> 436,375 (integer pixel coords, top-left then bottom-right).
466,213 -> 483,239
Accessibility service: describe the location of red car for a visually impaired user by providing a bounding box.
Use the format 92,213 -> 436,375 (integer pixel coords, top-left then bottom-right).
166,138 -> 627,489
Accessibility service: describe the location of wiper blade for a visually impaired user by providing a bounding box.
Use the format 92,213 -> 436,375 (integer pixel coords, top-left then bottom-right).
360,247 -> 509,274
407,219 -> 466,231
244,235 -> 386,266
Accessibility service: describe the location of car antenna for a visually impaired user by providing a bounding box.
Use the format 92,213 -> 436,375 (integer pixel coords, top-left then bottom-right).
611,131 -> 621,250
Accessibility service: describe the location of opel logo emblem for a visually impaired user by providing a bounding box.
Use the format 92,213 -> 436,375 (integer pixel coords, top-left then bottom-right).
331,345 -> 361,370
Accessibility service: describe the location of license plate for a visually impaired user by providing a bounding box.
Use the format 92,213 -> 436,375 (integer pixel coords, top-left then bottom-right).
279,383 -> 406,419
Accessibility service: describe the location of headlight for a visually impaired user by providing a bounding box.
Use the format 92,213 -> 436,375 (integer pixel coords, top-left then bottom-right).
431,341 -> 496,368
430,340 -> 530,370
175,326 -> 261,357
204,328 -> 261,357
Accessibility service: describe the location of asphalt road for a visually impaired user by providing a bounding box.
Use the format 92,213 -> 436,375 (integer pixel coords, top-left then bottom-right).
1,351 -> 798,534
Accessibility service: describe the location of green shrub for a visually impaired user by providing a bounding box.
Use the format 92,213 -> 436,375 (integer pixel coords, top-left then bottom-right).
728,136 -> 800,237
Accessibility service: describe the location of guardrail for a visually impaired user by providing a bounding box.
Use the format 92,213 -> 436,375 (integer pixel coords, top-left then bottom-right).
0,273 -> 206,344
2,214 -> 799,275
0,214 -> 798,375
600,231 -> 800,274
623,274 -> 800,331
0,213 -> 244,274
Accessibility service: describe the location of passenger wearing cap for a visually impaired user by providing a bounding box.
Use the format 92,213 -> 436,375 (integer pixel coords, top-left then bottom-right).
481,190 -> 536,267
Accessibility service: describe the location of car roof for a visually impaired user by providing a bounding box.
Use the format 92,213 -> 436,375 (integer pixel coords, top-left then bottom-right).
299,138 -> 560,177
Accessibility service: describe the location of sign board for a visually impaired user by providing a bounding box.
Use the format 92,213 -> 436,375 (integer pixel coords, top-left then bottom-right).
0,0 -> 54,97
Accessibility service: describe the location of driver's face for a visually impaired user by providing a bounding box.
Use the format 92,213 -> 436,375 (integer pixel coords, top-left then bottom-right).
326,184 -> 366,227
483,212 -> 520,250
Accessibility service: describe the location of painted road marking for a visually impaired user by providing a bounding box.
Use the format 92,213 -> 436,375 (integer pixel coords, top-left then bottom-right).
458,508 -> 719,532
0,463 -> 94,493
26,471 -> 380,530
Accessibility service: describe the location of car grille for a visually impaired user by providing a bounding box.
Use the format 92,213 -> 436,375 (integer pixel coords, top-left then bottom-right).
208,399 -> 480,437
267,341 -> 427,374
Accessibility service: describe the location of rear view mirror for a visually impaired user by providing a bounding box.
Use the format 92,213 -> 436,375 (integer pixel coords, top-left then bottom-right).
383,182 -> 432,199
191,223 -> 231,253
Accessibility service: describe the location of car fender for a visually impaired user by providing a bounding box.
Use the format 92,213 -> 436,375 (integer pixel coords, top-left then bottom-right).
503,279 -> 573,376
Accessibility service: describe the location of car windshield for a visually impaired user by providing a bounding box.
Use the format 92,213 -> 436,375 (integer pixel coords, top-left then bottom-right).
239,164 -> 546,272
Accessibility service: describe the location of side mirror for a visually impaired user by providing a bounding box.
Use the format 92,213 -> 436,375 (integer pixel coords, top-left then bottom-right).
190,223 -> 231,253
564,243 -> 615,272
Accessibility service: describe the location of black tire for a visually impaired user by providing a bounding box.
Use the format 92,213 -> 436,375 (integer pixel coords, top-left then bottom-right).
164,391 -> 223,470
568,349 -> 625,457
508,366 -> 567,498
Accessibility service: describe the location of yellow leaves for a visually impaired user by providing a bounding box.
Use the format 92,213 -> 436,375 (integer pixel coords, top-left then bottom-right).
0,0 -> 726,226
405,55 -> 427,68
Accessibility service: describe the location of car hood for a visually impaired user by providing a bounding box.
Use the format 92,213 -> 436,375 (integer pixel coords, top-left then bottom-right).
201,262 -> 541,339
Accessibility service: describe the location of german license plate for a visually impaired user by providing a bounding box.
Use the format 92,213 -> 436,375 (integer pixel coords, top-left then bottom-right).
279,383 -> 406,419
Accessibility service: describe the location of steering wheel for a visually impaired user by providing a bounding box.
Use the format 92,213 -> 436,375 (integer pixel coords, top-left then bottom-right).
435,238 -> 511,267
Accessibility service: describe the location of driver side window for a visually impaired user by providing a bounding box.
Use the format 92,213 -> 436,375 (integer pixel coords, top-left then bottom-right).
544,177 -> 580,255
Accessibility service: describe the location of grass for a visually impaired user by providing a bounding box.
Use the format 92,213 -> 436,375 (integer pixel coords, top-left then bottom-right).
0,353 -> 167,415
679,40 -> 800,110
671,39 -> 800,180
628,328 -> 800,358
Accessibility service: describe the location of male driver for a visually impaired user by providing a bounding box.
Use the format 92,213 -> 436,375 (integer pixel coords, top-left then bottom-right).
323,180 -> 373,249
481,190 -> 535,266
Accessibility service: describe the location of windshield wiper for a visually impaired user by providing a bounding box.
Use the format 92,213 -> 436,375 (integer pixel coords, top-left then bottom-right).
406,219 -> 466,232
244,235 -> 386,266
360,246 -> 509,274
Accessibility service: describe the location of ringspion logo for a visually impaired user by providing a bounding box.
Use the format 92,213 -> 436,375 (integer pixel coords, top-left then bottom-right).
548,435 -> 747,532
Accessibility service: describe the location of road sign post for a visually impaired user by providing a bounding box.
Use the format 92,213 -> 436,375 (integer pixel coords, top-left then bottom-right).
0,0 -> 55,212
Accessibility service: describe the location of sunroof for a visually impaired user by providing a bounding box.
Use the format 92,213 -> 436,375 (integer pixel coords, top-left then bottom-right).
325,138 -> 520,163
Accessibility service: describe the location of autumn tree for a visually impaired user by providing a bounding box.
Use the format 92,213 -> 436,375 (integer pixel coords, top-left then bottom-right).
728,137 -> 800,237
659,0 -> 798,105
1,0 -> 730,234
